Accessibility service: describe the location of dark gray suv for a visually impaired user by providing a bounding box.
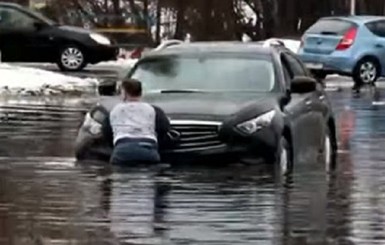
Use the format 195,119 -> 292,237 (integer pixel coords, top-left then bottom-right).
75,42 -> 338,174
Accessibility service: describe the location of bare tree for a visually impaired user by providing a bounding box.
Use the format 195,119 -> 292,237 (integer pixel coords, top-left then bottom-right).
36,0 -> 385,43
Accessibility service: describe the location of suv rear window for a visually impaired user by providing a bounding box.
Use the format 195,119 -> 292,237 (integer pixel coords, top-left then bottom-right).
306,19 -> 355,35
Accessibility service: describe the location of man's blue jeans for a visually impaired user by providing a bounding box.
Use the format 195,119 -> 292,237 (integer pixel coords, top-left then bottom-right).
110,138 -> 160,165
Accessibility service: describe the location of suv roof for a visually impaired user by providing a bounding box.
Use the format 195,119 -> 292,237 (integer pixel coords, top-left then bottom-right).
322,15 -> 385,24
146,41 -> 289,57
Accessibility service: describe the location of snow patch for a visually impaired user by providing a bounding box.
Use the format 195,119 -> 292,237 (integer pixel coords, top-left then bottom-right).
0,64 -> 98,96
92,58 -> 138,68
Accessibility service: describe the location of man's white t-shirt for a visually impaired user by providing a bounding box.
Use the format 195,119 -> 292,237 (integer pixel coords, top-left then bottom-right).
109,101 -> 157,145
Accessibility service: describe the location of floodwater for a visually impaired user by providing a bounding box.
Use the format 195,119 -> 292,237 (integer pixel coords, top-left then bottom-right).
1,87 -> 385,245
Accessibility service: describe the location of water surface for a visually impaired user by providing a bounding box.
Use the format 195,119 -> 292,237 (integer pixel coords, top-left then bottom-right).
0,89 -> 385,245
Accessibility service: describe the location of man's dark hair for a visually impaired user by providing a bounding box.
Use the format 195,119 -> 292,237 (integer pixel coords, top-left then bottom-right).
121,78 -> 142,97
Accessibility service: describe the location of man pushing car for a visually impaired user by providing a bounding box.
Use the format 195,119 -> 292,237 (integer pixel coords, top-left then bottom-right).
103,78 -> 171,164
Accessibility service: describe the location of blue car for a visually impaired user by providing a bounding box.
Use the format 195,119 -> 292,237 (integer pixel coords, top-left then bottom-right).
298,16 -> 385,88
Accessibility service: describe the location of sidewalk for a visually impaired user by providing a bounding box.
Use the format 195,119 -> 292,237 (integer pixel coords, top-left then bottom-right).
9,61 -> 135,80
11,59 -> 136,71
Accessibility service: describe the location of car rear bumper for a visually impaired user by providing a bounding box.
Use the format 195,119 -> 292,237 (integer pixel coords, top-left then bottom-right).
86,45 -> 119,64
298,51 -> 355,75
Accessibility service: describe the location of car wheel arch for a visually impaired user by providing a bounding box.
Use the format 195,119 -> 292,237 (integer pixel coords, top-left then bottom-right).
354,55 -> 381,72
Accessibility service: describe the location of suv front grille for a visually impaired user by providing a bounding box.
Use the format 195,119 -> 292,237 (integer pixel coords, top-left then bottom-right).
170,120 -> 225,152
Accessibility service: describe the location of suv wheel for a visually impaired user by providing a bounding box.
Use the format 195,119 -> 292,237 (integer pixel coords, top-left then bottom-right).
322,126 -> 337,172
58,45 -> 87,71
353,58 -> 380,86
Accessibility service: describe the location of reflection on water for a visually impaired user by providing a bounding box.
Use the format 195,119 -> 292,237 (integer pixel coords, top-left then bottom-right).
0,91 -> 384,244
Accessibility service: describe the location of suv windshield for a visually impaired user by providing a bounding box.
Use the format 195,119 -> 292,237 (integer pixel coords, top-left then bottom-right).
129,56 -> 275,93
306,19 -> 355,35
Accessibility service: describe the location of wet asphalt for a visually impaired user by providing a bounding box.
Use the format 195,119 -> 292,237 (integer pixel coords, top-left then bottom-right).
0,71 -> 385,244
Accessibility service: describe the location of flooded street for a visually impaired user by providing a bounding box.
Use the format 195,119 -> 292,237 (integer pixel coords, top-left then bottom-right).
1,86 -> 385,245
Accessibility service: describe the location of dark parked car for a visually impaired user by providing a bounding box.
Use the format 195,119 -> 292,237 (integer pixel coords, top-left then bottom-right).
75,42 -> 338,174
0,3 -> 118,71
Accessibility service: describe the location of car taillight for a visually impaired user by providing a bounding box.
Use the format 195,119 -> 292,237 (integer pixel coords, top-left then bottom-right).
336,27 -> 357,51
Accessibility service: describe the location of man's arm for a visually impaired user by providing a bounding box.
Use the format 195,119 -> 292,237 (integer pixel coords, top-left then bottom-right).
153,105 -> 171,138
153,105 -> 171,148
102,113 -> 114,147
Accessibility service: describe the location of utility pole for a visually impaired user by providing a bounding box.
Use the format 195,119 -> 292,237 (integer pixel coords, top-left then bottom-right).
104,0 -> 108,26
143,0 -> 149,35
350,0 -> 356,15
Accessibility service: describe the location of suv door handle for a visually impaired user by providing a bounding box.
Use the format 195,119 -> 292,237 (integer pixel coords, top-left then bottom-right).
375,44 -> 384,48
319,95 -> 325,101
305,100 -> 312,106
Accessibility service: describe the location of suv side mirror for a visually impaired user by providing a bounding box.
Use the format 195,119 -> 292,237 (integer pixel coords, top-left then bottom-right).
291,76 -> 317,93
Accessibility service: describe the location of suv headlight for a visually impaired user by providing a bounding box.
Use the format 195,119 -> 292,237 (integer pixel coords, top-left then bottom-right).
90,33 -> 111,45
236,110 -> 276,134
82,112 -> 103,135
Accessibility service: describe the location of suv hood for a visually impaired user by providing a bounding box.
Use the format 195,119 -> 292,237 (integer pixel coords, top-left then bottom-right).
98,93 -> 278,121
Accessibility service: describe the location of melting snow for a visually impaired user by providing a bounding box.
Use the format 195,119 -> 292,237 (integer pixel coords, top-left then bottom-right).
0,64 -> 98,96
91,58 -> 138,68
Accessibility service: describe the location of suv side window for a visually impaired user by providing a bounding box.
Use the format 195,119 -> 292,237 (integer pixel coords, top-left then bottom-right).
0,7 -> 35,29
282,52 -> 308,77
366,20 -> 385,37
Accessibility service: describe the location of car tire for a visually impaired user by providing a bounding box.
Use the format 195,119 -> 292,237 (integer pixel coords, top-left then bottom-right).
275,137 -> 293,175
57,45 -> 87,71
353,57 -> 380,87
322,127 -> 337,172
